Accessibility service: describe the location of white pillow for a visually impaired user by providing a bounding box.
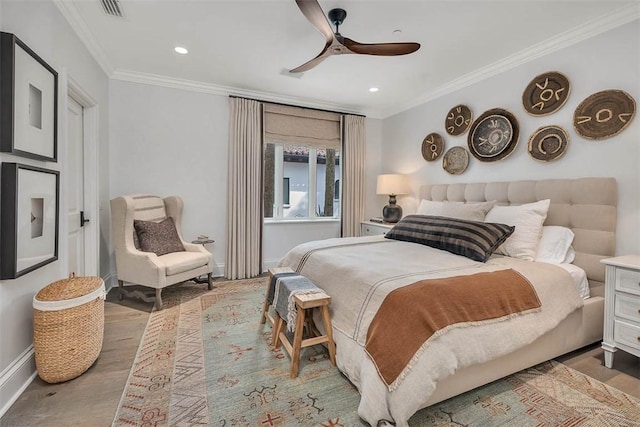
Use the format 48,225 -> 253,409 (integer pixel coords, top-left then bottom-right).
535,226 -> 575,264
563,246 -> 576,264
484,199 -> 551,261
416,199 -> 496,222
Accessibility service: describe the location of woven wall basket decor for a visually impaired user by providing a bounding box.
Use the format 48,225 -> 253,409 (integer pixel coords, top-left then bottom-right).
522,71 -> 570,116
574,89 -> 636,140
467,108 -> 520,162
528,125 -> 569,162
421,132 -> 445,161
442,146 -> 469,175
445,105 -> 473,136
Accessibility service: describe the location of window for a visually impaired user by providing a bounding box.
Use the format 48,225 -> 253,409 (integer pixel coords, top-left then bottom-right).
262,103 -> 341,220
264,143 -> 340,219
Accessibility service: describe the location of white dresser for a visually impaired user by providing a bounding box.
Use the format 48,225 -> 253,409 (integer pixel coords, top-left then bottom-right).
601,255 -> 640,368
360,221 -> 394,236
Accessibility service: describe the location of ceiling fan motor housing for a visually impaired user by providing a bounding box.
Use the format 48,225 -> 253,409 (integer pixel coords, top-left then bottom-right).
328,8 -> 347,28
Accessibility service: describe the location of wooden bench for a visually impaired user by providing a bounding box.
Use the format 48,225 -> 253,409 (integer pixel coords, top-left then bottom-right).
273,291 -> 336,378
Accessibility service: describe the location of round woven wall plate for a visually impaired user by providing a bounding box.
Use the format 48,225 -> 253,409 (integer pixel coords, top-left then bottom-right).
522,71 -> 570,116
467,108 -> 520,162
574,90 -> 636,140
527,125 -> 569,162
421,132 -> 445,161
445,105 -> 473,136
442,146 -> 469,175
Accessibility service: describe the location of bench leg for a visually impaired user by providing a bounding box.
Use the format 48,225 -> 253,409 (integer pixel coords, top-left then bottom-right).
321,305 -> 336,366
260,280 -> 271,325
273,313 -> 284,348
290,306 -> 307,378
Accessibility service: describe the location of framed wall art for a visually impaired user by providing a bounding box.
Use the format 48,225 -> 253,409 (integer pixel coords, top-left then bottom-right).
0,31 -> 58,162
1,163 -> 59,279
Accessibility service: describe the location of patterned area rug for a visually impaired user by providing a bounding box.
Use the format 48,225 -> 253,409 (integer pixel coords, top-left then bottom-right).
113,278 -> 640,426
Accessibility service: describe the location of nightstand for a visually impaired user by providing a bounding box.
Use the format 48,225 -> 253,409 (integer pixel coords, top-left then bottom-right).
361,221 -> 394,236
601,255 -> 640,368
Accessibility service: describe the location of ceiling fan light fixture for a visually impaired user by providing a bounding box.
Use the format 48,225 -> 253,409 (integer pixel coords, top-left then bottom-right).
174,46 -> 189,55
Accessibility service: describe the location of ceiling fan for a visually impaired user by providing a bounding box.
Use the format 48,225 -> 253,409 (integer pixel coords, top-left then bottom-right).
290,0 -> 421,73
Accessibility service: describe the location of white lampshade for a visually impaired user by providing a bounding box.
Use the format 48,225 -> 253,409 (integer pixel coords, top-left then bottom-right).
376,174 -> 410,195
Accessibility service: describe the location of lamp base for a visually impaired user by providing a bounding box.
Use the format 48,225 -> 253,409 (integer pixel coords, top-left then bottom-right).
382,195 -> 403,223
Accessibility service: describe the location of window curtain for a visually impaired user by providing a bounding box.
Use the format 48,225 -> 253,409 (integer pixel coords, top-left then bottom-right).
225,98 -> 263,279
341,115 -> 366,237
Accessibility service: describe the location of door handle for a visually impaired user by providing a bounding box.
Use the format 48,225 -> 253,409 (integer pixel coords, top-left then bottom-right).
80,211 -> 90,227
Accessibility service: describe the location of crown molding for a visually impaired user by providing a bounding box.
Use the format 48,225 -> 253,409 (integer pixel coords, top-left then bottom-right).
381,4 -> 640,118
53,0 -> 114,76
111,69 -> 371,116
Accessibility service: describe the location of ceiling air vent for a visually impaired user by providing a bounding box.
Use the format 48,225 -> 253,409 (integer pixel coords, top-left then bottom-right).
100,0 -> 124,18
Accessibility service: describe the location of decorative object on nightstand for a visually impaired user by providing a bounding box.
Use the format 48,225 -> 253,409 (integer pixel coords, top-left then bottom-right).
376,174 -> 410,223
601,255 -> 640,368
361,220 -> 394,236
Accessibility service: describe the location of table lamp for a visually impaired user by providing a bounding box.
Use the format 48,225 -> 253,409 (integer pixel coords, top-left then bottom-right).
376,174 -> 410,223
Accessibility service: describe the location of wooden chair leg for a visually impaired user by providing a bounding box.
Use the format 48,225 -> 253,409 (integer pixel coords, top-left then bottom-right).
207,273 -> 214,290
273,313 -> 284,348
321,305 -> 336,366
118,280 -> 124,300
290,306 -> 307,378
155,288 -> 163,310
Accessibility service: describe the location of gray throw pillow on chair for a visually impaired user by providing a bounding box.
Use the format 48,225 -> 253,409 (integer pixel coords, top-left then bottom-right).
134,217 -> 185,256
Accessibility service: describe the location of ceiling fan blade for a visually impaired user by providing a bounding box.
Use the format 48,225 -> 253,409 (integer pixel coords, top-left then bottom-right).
342,38 -> 421,56
289,43 -> 332,73
295,0 -> 335,43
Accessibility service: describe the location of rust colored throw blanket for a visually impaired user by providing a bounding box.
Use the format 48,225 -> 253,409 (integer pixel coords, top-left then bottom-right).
365,269 -> 541,388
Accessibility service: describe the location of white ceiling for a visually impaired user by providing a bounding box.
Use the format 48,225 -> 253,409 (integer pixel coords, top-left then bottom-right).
58,0 -> 638,118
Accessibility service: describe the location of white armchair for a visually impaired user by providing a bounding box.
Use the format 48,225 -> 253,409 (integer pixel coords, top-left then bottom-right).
110,195 -> 213,309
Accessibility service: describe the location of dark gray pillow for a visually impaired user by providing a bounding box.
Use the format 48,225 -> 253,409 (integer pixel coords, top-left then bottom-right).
384,215 -> 514,262
134,217 -> 185,256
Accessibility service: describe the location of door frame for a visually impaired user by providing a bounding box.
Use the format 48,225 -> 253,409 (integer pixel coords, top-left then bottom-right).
66,75 -> 100,276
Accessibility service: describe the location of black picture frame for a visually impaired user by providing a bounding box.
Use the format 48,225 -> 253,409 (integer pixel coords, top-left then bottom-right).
1,163 -> 60,279
0,31 -> 58,162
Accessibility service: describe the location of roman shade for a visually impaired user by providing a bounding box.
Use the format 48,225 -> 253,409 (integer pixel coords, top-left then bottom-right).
263,103 -> 341,149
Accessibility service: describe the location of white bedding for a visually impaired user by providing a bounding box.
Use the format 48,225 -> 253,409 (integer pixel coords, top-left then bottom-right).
279,235 -> 584,426
555,262 -> 590,299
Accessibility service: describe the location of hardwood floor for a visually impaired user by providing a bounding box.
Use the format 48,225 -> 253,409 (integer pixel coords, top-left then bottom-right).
1,290 -> 639,426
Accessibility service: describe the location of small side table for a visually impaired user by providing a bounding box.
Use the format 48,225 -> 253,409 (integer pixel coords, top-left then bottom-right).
192,238 -> 215,245
192,238 -> 215,284
601,255 -> 640,368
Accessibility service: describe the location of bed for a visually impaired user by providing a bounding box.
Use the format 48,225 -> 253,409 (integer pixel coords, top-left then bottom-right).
278,177 -> 617,426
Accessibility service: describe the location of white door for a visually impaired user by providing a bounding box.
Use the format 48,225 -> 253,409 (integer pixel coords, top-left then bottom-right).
67,96 -> 86,275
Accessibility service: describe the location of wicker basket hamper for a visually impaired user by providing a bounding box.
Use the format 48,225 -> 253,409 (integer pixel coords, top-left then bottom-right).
33,274 -> 105,383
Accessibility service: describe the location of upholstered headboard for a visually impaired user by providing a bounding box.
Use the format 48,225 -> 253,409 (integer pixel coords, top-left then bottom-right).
419,178 -> 617,297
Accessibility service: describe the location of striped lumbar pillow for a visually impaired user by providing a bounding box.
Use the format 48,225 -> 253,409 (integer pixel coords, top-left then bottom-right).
384,215 -> 514,262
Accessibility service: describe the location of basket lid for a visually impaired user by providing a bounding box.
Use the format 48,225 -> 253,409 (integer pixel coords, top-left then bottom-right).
35,273 -> 104,302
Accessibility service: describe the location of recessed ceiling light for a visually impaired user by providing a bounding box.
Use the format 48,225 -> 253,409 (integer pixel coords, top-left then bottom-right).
369,87 -> 379,93
393,29 -> 402,35
174,46 -> 188,55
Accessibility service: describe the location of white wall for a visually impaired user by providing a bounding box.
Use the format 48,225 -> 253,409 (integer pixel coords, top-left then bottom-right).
109,80 -> 229,276
0,0 -> 109,416
381,21 -> 640,256
110,81 -> 384,270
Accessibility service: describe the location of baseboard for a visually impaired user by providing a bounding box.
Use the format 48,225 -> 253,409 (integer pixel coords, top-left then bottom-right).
0,345 -> 37,419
